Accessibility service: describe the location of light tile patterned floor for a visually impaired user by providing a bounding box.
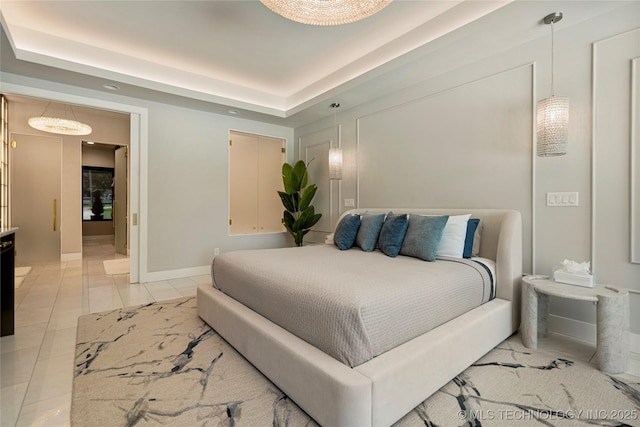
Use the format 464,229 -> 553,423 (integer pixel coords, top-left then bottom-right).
0,239 -> 637,426
0,237 -> 211,427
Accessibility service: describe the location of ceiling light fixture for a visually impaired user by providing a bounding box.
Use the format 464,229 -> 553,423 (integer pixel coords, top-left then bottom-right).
329,102 -> 342,180
260,0 -> 392,26
28,102 -> 92,136
537,12 -> 569,157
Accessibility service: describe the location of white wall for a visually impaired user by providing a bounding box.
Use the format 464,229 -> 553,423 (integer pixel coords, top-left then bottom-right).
1,76 -> 294,281
144,102 -> 294,273
295,3 -> 640,336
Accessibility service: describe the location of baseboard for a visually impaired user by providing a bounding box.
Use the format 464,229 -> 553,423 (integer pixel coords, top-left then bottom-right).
548,314 -> 640,354
142,265 -> 210,283
61,252 -> 82,261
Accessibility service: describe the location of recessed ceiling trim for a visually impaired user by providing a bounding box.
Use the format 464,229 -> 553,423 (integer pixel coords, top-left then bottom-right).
1,1 -> 512,118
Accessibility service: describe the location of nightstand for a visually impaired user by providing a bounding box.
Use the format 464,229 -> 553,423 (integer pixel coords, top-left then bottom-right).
521,275 -> 629,374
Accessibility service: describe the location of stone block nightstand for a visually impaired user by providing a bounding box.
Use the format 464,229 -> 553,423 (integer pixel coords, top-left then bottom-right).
521,275 -> 629,374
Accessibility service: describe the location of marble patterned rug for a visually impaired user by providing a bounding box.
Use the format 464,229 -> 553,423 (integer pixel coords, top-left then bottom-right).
72,297 -> 640,427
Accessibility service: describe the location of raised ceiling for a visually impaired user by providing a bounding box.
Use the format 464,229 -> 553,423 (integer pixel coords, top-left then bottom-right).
0,1 -> 632,126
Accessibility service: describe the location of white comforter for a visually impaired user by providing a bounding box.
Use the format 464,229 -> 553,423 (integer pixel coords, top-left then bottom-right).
212,244 -> 493,367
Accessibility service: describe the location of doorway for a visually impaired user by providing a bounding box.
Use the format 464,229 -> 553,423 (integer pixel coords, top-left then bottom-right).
4,94 -> 132,277
81,141 -> 129,275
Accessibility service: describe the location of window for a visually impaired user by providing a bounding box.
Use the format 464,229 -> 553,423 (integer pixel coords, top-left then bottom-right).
82,166 -> 114,221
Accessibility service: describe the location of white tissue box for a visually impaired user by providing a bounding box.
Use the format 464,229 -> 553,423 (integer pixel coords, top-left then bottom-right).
553,270 -> 594,288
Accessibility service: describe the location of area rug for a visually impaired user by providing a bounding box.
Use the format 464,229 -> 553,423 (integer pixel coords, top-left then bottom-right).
72,297 -> 640,427
15,266 -> 31,289
103,258 -> 129,276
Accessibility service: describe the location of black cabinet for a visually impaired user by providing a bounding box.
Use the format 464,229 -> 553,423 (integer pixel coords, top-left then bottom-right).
1,231 -> 15,336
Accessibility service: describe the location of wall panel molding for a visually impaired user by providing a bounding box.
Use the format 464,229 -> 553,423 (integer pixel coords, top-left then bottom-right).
356,65 -> 534,272
631,57 -> 640,263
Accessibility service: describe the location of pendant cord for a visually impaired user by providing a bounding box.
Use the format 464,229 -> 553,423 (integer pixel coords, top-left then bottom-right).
550,20 -> 555,97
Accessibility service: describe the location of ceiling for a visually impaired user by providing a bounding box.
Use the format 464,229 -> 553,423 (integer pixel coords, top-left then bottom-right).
0,1 -> 632,127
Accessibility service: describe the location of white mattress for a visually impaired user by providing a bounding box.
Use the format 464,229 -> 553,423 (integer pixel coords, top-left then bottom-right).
212,244 -> 494,367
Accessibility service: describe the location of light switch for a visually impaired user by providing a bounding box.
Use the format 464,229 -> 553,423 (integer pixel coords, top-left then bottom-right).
547,192 -> 578,207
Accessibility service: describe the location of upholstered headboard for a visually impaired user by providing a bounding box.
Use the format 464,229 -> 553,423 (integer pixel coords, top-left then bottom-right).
336,208 -> 523,328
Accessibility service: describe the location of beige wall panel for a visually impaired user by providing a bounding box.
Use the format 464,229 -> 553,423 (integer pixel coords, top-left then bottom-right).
357,66 -> 533,272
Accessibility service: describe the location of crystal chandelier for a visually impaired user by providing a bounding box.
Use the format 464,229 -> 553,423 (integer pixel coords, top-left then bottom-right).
260,0 -> 392,26
28,102 -> 92,136
537,12 -> 568,157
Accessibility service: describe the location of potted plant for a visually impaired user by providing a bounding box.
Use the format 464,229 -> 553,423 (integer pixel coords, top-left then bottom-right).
91,189 -> 104,220
278,160 -> 322,246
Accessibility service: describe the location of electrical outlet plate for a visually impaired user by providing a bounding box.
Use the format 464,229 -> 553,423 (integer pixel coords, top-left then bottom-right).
344,198 -> 355,207
547,192 -> 578,207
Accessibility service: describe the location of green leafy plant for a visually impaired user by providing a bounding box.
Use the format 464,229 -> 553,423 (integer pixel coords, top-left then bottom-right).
278,160 -> 322,246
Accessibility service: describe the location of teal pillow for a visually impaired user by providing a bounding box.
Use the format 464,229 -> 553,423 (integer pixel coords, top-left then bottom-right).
333,214 -> 361,250
378,212 -> 409,257
356,212 -> 385,252
400,215 -> 449,261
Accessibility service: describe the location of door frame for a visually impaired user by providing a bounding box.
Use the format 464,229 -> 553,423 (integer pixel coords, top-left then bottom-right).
2,82 -> 148,283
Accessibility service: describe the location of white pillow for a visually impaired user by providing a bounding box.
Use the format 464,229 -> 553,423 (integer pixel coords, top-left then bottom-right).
437,214 -> 471,258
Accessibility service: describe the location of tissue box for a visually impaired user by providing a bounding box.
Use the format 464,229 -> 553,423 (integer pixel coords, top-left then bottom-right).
553,270 -> 594,288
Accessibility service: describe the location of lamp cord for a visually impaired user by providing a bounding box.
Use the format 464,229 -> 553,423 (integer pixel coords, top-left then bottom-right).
550,20 -> 555,97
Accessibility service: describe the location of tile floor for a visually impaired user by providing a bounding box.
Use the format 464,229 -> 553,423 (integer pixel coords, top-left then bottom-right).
1,238 -> 638,426
1,237 -> 211,426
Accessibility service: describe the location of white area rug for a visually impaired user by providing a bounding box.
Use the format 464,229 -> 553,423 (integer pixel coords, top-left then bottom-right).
103,258 -> 129,276
72,297 -> 640,427
15,266 -> 31,289
15,266 -> 31,277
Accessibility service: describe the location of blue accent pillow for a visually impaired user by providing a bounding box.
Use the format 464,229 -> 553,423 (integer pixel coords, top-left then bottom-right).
378,212 -> 409,257
333,214 -> 361,250
463,218 -> 480,258
356,212 -> 385,252
400,215 -> 449,261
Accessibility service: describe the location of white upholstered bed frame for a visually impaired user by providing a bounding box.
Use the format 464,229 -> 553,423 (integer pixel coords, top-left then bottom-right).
197,208 -> 522,426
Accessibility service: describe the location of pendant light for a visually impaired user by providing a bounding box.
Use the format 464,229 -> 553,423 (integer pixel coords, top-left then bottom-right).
28,102 -> 92,136
537,12 -> 569,157
329,103 -> 342,180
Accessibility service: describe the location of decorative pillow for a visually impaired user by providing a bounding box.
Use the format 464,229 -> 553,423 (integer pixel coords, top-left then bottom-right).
333,214 -> 361,250
400,215 -> 449,261
463,218 -> 480,258
356,212 -> 385,252
472,222 -> 482,257
437,214 -> 471,258
378,212 -> 409,257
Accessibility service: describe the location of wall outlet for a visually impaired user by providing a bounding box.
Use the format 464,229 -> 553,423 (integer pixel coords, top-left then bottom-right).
344,198 -> 355,207
214,248 -> 220,256
547,192 -> 578,207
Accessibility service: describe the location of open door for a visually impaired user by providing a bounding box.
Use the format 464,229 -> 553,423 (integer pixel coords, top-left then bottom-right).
114,146 -> 127,256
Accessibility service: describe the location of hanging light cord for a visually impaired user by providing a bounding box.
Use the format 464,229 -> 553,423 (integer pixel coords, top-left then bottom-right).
550,20 -> 555,97
331,102 -> 340,148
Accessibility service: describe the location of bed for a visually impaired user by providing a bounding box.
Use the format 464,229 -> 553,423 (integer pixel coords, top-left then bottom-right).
197,208 -> 522,426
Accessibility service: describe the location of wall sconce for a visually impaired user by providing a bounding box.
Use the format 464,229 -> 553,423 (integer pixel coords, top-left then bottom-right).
329,102 -> 342,180
537,12 -> 569,157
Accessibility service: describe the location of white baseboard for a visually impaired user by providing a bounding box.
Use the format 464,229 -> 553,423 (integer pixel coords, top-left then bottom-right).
61,252 -> 82,261
548,314 -> 640,354
141,265 -> 210,283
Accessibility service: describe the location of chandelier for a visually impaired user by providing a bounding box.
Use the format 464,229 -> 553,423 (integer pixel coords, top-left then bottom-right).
260,0 -> 392,26
28,102 -> 92,136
